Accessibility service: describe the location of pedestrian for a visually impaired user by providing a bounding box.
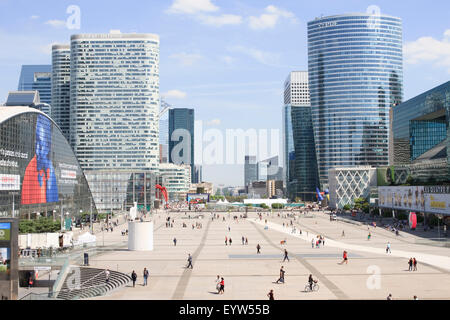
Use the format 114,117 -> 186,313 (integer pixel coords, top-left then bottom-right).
131,270 -> 137,287
215,275 -> 221,293
408,258 -> 413,271
225,237 -> 228,246
256,244 -> 261,254
311,239 -> 314,248
322,237 -> 325,246
218,277 -> 225,294
267,289 -> 274,300
105,269 -> 110,283
413,295 -> 419,300
342,230 -> 345,237
143,267 -> 149,286
276,266 -> 285,284
340,251 -> 348,265
368,232 -> 371,240
413,258 -> 417,271
229,238 -> 232,245
283,249 -> 289,262
228,226 -> 231,232
245,237 -> 248,245
242,236 -> 245,245
386,242 -> 391,253
187,254 -> 193,269
173,237 -> 177,246
387,293 -> 392,300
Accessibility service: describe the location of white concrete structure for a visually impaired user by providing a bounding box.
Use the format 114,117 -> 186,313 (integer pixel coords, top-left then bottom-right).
328,167 -> 377,209
128,221 -> 154,251
70,31 -> 160,171
243,199 -> 288,206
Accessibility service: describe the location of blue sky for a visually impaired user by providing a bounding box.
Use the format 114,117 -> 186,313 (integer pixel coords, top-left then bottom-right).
0,0 -> 449,186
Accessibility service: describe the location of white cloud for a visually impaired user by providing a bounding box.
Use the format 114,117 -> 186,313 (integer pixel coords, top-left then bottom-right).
45,19 -> 66,28
248,5 -> 297,30
227,46 -> 280,66
404,29 -> 450,73
169,52 -> 203,66
220,55 -> 234,65
30,15 -> 40,20
197,14 -> 242,27
167,0 -> 218,14
162,90 -> 187,99
206,119 -> 221,126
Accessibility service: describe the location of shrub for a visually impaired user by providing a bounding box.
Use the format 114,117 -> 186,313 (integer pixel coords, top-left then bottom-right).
271,203 -> 284,209
19,218 -> 61,234
343,204 -> 351,211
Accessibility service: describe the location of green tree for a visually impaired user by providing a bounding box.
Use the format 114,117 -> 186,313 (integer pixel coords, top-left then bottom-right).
343,204 -> 351,211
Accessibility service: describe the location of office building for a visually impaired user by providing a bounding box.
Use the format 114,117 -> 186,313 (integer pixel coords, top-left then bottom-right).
169,108 -> 195,181
308,14 -> 403,188
159,99 -> 170,163
69,32 -> 160,171
4,91 -> 50,115
158,163 -> 191,201
17,65 -> 52,116
244,155 -> 258,186
283,71 -> 320,201
193,165 -> 202,183
51,44 -> 71,141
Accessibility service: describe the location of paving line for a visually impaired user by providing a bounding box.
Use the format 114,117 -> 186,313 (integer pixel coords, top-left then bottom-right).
249,220 -> 349,299
171,218 -> 212,300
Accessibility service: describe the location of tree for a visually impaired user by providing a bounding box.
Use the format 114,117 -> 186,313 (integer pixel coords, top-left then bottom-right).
271,203 -> 284,209
343,204 -> 351,211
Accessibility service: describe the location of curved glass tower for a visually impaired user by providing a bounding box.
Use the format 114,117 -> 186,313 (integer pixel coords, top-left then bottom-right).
307,13 -> 403,187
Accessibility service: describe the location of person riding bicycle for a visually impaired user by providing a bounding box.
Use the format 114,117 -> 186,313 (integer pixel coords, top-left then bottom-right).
308,274 -> 317,291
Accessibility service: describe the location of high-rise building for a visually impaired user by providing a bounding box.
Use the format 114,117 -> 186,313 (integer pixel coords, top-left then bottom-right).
158,163 -> 191,201
244,155 -> 258,186
193,164 -> 202,183
51,44 -> 71,141
17,65 -> 52,116
70,32 -> 160,171
308,14 -> 403,188
159,99 -> 170,163
283,71 -> 320,201
168,108 -> 195,181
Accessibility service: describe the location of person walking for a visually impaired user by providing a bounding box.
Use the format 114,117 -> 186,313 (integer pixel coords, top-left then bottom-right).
143,268 -> 149,286
105,269 -> 110,283
283,249 -> 289,262
225,237 -> 228,246
173,237 -> 177,246
131,270 -> 137,287
242,236 -> 245,245
245,237 -> 248,245
342,230 -> 345,237
387,293 -> 392,300
267,289 -> 274,300
276,266 -> 285,284
256,244 -> 261,254
218,277 -> 225,294
215,275 -> 221,293
368,232 -> 371,240
229,238 -> 232,245
413,258 -> 417,271
408,258 -> 413,271
386,242 -> 391,253
340,251 -> 348,265
311,238 -> 315,248
187,254 -> 193,269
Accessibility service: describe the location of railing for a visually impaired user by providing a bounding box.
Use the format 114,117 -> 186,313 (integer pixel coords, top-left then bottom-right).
50,257 -> 70,297
20,283 -> 110,300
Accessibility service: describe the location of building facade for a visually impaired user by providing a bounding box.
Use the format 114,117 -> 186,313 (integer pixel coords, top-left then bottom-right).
168,108 -> 195,181
244,155 -> 258,186
70,32 -> 160,171
283,71 -> 320,201
0,106 -> 96,219
308,14 -> 403,188
159,99 -> 170,163
158,163 -> 191,201
17,65 -> 52,116
51,45 -> 71,141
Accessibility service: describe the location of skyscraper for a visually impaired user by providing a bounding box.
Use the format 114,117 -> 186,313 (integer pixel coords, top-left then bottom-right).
159,99 -> 170,163
168,108 -> 195,181
308,14 -> 403,187
17,65 -> 52,116
51,44 -> 71,141
244,155 -> 258,187
70,32 -> 160,171
283,71 -> 319,201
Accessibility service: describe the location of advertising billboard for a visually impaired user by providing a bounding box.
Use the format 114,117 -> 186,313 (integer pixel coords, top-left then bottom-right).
0,175 -> 20,191
0,248 -> 10,274
187,193 -> 209,204
0,223 -> 11,241
424,186 -> 450,215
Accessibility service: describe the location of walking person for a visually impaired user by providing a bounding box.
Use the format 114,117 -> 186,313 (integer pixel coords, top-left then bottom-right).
386,242 -> 391,253
218,277 -> 225,294
256,244 -> 261,254
131,270 -> 137,287
225,237 -> 228,246
143,267 -> 149,286
387,293 -> 393,300
245,237 -> 248,245
229,238 -> 232,245
311,238 -> 315,248
276,266 -> 285,284
413,258 -> 417,271
267,289 -> 274,300
105,269 -> 110,283
186,254 -> 193,269
173,237 -> 177,246
215,275 -> 221,293
283,249 -> 289,262
408,258 -> 413,271
242,236 -> 245,245
342,230 -> 345,237
340,251 -> 348,265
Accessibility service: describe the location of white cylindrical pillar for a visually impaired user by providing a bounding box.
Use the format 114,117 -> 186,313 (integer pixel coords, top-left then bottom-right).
128,221 -> 153,251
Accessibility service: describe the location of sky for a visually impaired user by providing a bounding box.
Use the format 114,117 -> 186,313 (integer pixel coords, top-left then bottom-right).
0,0 -> 449,187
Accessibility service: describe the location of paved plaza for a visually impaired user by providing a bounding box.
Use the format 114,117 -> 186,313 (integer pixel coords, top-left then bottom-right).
86,210 -> 450,300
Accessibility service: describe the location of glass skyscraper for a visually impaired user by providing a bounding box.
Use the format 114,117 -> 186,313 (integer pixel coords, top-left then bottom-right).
283,71 -> 320,201
308,14 -> 403,187
51,44 -> 71,141
17,65 -> 52,116
70,32 -> 160,171
244,155 -> 257,187
168,108 -> 195,182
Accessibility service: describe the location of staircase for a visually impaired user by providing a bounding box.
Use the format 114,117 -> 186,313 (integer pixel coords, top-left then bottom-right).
56,266 -> 131,300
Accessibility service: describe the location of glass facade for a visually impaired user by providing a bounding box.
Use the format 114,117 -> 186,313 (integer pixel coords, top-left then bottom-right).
17,65 -> 52,116
158,163 -> 191,201
51,45 -> 71,141
0,108 -> 96,219
244,155 -> 257,186
168,108 -> 195,181
307,14 -> 403,187
70,33 -> 160,171
393,81 -> 450,168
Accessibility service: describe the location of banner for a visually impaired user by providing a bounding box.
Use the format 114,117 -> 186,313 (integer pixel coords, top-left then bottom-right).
378,186 -> 425,212
0,174 -> 20,191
